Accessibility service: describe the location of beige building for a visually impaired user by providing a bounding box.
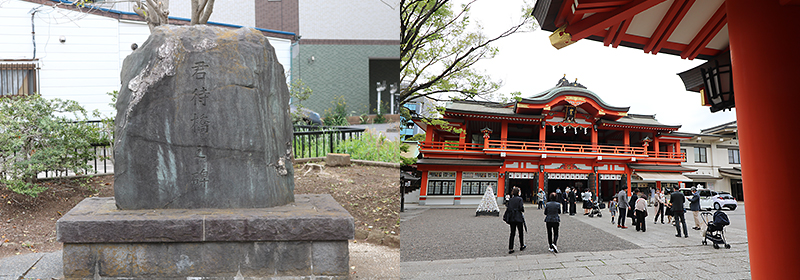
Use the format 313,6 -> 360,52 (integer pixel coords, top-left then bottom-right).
678,121 -> 743,201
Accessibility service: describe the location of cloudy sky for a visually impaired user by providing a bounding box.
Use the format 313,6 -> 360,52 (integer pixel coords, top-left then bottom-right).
451,0 -> 737,133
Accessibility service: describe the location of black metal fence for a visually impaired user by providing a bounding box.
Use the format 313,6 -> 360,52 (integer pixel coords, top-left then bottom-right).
1,124 -> 366,179
292,125 -> 366,159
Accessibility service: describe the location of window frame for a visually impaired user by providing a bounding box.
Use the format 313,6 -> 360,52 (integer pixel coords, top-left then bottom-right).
427,171 -> 456,195
694,147 -> 707,163
461,172 -> 498,195
1,62 -> 39,97
728,149 -> 740,164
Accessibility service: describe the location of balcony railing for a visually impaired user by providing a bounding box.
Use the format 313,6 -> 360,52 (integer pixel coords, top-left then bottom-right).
419,139 -> 685,160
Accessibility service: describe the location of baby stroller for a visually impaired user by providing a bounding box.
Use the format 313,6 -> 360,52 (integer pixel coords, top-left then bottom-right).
701,210 -> 731,249
588,200 -> 605,218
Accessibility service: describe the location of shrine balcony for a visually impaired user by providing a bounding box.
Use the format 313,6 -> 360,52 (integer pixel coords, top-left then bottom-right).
418,140 -> 685,161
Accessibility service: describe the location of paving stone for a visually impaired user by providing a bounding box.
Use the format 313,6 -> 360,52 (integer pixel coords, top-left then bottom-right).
504,270 -> 546,279
587,264 -> 636,275
561,260 -> 605,268
618,271 -> 671,280
572,274 -> 624,280
601,257 -> 644,266
542,267 -> 594,279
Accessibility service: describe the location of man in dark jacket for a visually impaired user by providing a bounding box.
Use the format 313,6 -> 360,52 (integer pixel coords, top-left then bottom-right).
628,189 -> 639,227
689,187 -> 702,230
568,187 -> 577,216
544,192 -> 561,253
671,188 -> 689,238
616,187 -> 629,229
505,187 -> 526,254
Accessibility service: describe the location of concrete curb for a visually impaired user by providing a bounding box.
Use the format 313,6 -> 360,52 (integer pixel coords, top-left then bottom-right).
293,157 -> 400,168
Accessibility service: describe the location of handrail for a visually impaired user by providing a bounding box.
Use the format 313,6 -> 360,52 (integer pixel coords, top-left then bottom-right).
418,141 -> 483,152
418,140 -> 686,159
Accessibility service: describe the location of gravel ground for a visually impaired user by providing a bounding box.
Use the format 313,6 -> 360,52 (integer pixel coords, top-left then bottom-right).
400,205 -> 639,262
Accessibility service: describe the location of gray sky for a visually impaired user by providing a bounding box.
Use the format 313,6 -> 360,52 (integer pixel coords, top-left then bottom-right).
453,0 -> 737,133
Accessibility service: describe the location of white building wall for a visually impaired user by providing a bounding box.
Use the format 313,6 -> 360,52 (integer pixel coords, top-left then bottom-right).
298,0 -> 399,40
169,0 -> 256,27
2,0 -> 291,118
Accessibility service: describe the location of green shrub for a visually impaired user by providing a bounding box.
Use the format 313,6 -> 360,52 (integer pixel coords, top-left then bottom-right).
0,95 -> 102,196
334,130 -> 401,163
323,96 -> 350,126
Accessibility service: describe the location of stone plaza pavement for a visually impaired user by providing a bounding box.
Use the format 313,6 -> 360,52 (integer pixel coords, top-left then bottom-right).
399,203 -> 750,279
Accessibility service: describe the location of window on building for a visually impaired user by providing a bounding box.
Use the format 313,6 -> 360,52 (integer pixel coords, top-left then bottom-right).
680,148 -> 687,162
1,63 -> 38,96
694,147 -> 707,163
461,172 -> 498,195
728,149 -> 740,164
427,171 -> 456,195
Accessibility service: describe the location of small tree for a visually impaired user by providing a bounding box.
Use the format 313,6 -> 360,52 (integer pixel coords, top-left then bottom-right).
0,96 -> 102,196
400,0 -> 536,106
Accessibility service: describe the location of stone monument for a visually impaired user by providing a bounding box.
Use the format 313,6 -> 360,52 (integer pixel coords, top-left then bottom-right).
57,25 -> 353,279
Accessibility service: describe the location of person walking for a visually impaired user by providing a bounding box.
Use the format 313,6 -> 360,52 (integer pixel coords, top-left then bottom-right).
628,189 -> 639,227
504,187 -> 526,254
671,188 -> 689,238
582,189 -> 593,215
635,193 -> 648,232
689,187 -> 702,230
537,189 -> 545,209
616,187 -> 629,229
609,197 -> 619,224
568,187 -> 577,216
665,187 -> 674,224
544,192 -> 561,253
653,189 -> 665,224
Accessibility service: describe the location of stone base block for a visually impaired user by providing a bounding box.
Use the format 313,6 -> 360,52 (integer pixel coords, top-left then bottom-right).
57,195 -> 353,279
325,153 -> 350,167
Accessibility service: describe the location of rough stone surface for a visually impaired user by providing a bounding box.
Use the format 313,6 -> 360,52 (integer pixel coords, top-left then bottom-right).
325,153 -> 351,167
383,234 -> 400,248
57,195 -> 354,243
366,230 -> 385,245
312,242 -> 350,275
62,241 -> 348,279
114,25 -> 294,210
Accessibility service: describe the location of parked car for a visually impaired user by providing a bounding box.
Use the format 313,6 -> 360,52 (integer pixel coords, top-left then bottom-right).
711,192 -> 737,210
679,188 -> 736,211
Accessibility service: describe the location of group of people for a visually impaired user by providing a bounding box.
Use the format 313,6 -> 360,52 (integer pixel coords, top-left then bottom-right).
504,185 -> 597,254
611,186 -> 705,238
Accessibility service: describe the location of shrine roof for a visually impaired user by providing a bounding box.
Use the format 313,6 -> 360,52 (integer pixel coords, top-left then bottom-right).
445,100 -> 544,119
522,83 -> 630,112
597,114 -> 681,130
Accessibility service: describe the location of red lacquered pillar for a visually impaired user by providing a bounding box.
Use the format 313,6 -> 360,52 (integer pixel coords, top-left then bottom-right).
727,1 -> 800,278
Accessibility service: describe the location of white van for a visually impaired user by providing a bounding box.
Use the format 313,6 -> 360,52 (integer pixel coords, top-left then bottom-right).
678,188 -> 715,210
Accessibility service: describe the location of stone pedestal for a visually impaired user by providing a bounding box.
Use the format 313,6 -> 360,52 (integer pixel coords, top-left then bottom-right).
56,195 -> 353,279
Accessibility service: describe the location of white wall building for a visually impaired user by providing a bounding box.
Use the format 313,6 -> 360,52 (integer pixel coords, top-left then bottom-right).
679,121 -> 743,200
1,0 -> 292,118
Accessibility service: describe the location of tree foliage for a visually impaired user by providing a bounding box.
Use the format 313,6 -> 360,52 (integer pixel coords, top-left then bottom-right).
400,0 -> 536,106
0,96 -> 103,196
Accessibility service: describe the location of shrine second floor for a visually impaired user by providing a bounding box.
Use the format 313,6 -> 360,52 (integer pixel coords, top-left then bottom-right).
413,78 -> 689,163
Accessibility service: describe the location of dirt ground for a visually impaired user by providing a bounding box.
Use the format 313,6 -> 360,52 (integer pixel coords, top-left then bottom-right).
0,163 -> 399,259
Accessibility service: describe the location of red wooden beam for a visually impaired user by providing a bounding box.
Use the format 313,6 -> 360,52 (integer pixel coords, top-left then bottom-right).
575,7 -> 617,14
575,0 -> 634,9
644,0 -> 695,54
612,17 -> 633,48
681,2 -> 727,59
554,0 -> 575,28
566,0 -> 667,42
603,22 -> 622,46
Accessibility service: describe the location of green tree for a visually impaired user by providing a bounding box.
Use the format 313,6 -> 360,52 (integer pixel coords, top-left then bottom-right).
0,96 -> 102,196
400,0 -> 536,106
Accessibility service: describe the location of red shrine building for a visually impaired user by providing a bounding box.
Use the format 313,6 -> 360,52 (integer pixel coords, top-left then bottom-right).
412,77 -> 693,206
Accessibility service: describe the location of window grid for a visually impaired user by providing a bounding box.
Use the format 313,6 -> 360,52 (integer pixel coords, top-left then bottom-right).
694,147 -> 707,163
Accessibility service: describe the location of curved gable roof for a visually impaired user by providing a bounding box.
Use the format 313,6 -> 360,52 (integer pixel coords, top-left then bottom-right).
521,86 -> 630,112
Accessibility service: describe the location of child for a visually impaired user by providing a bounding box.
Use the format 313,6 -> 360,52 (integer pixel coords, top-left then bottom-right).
609,197 -> 618,224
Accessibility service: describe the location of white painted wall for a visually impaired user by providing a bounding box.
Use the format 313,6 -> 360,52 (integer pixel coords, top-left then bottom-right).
1,0 -> 291,118
299,0 -> 399,40
169,0 -> 256,27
